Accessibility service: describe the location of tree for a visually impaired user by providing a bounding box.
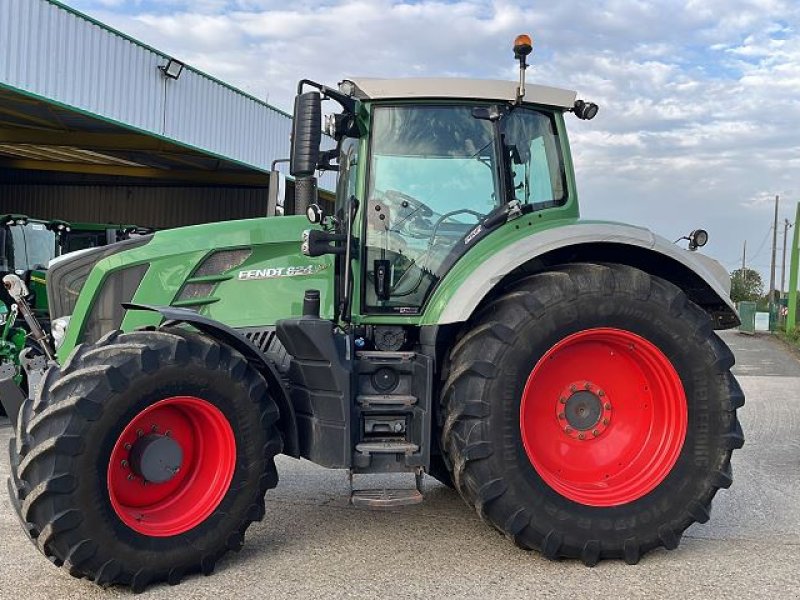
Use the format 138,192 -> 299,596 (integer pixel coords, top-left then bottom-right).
730,268 -> 764,303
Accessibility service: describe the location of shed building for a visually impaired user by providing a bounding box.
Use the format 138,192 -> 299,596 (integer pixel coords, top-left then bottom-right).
0,0 -> 306,229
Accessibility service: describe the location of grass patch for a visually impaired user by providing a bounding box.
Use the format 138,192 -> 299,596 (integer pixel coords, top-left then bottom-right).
778,327 -> 800,348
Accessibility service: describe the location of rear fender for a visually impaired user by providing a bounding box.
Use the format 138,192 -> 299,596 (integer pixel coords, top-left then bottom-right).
123,303 -> 300,457
428,223 -> 738,329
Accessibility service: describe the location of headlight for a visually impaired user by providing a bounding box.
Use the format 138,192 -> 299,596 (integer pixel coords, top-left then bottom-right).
51,315 -> 71,349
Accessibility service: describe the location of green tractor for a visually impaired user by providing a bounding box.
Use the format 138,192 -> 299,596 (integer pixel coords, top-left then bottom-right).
2,37 -> 743,591
0,215 -> 64,412
0,214 -> 62,316
0,216 -> 151,414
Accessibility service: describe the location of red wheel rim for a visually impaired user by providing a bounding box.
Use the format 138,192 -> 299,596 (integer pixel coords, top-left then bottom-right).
520,328 -> 687,507
107,396 -> 236,536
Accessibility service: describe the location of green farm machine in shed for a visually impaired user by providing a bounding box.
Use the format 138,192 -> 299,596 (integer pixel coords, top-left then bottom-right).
1,36 -> 743,591
0,216 -> 152,414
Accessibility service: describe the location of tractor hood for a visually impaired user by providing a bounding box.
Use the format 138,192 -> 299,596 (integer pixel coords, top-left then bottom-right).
52,216 -> 333,361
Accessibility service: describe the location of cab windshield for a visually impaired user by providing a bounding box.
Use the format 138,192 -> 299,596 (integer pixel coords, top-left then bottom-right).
362,103 -> 567,313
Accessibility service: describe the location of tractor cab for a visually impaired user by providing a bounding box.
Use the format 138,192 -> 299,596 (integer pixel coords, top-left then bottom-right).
0,214 -> 59,314
344,82 -> 575,313
292,36 -> 597,323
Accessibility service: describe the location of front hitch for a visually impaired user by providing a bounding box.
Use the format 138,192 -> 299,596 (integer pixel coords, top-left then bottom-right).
2,274 -> 54,360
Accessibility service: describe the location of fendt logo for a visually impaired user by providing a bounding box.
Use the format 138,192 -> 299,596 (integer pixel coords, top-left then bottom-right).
238,264 -> 329,281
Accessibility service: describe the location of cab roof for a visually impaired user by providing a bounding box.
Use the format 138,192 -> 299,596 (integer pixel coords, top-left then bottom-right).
342,78 -> 577,109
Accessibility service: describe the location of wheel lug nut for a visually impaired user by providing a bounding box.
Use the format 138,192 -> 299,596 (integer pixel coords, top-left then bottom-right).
565,427 -> 572,434
559,397 -> 567,405
124,443 -> 132,450
151,424 -> 158,432
584,382 -> 591,390
604,403 -> 612,410
598,390 -> 605,397
602,418 -> 610,425
165,430 -> 172,437
558,413 -> 566,420
592,429 -> 600,437
570,385 -> 577,392
578,433 -> 585,440
136,428 -> 144,437
121,460 -> 129,468
127,474 -> 135,481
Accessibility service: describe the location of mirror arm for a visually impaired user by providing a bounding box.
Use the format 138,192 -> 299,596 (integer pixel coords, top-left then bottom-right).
317,149 -> 340,171
297,79 -> 356,113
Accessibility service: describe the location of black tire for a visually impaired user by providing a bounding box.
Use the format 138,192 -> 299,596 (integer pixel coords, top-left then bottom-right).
7,327 -> 282,591
440,263 -> 744,564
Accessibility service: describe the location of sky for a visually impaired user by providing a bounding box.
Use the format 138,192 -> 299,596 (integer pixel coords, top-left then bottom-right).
62,0 -> 800,288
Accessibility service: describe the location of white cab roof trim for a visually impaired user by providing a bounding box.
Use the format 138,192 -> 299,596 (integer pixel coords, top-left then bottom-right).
344,78 -> 577,108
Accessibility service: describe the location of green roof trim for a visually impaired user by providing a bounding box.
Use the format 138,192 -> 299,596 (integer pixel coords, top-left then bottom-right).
48,0 -> 292,119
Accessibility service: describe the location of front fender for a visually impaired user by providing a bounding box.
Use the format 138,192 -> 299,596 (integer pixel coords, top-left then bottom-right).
424,221 -> 737,326
123,303 -> 300,458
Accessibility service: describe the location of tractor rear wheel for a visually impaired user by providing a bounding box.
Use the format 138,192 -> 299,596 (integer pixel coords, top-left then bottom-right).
7,328 -> 282,591
441,263 -> 744,564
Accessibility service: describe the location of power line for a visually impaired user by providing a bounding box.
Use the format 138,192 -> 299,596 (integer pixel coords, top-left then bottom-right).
749,224 -> 774,262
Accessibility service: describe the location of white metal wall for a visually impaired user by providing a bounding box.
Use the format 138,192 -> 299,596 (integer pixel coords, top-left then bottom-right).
0,0 -> 293,172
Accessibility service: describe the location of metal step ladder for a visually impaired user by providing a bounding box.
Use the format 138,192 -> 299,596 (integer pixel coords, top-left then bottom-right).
349,470 -> 424,509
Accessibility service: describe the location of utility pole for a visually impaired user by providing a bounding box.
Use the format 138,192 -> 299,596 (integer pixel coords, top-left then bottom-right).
742,240 -> 747,285
769,194 -> 779,303
782,218 -> 793,297
787,203 -> 800,332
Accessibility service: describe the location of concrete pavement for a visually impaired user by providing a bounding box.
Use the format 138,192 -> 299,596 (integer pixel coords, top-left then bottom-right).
0,329 -> 798,599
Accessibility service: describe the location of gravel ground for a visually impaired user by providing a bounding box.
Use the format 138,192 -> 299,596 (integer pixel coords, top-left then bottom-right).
0,329 -> 798,599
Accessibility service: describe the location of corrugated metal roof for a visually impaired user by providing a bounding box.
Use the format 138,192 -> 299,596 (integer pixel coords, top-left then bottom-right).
0,0 -> 294,173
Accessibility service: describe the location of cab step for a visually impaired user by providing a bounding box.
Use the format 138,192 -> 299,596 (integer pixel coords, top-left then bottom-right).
350,487 -> 423,508
355,441 -> 419,455
349,470 -> 424,509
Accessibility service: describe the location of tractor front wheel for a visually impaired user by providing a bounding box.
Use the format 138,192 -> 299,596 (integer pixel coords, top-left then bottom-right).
441,263 -> 744,564
7,328 -> 282,590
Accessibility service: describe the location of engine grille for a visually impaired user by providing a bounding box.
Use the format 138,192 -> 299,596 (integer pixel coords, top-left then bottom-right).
47,235 -> 152,320
82,263 -> 150,344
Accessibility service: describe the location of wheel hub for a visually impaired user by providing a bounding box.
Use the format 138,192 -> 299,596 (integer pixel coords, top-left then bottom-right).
129,434 -> 183,484
564,391 -> 601,430
556,381 -> 612,440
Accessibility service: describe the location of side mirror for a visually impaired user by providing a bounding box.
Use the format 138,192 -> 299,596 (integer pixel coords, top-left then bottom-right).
290,91 -> 322,178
